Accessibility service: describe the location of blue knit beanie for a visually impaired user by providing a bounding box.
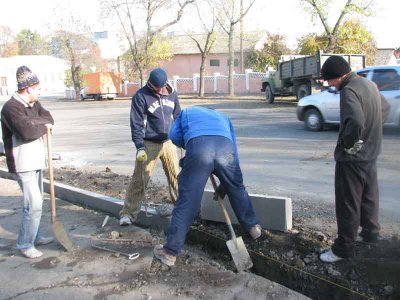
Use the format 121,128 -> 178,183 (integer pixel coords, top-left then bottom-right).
148,68 -> 167,87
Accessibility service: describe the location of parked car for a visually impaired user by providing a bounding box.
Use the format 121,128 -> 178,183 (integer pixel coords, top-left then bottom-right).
297,65 -> 400,131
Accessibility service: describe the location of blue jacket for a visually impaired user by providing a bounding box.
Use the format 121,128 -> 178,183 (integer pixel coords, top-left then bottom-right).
130,82 -> 181,149
169,106 -> 239,159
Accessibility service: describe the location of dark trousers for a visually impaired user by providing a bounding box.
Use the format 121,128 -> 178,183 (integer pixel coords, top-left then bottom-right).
164,136 -> 258,257
332,159 -> 380,258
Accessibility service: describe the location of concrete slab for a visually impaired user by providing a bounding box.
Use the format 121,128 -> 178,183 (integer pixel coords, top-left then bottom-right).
1,168 -> 292,232
200,189 -> 292,232
0,167 -> 171,231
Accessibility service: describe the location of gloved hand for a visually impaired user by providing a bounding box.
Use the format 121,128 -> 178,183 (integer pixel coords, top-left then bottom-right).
45,123 -> 54,134
136,149 -> 147,162
344,140 -> 363,155
213,184 -> 226,201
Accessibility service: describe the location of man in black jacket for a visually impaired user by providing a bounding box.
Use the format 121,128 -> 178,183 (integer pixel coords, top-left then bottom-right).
1,66 -> 54,259
319,56 -> 390,263
120,68 -> 181,225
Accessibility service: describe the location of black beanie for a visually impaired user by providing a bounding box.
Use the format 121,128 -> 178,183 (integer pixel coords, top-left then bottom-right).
321,56 -> 351,80
148,68 -> 167,88
16,66 -> 40,90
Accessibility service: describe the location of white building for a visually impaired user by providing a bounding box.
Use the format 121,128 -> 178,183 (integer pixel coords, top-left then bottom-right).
0,55 -> 69,99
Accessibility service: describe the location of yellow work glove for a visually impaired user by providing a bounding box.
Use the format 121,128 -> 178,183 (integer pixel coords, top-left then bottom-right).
136,149 -> 147,162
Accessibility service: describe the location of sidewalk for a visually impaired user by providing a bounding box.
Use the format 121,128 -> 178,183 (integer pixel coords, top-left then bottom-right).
0,178 -> 310,300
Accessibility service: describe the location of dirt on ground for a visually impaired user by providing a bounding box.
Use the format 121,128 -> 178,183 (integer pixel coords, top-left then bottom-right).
1,155 -> 399,299
34,165 -> 400,300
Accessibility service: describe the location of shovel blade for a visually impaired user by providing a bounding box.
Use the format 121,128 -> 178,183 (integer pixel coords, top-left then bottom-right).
226,236 -> 253,272
53,220 -> 74,251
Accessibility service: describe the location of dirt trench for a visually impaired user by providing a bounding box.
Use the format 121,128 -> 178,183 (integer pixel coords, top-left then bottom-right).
40,166 -> 400,300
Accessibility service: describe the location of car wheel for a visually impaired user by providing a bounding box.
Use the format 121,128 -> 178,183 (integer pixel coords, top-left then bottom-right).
265,85 -> 275,104
297,84 -> 310,100
305,109 -> 323,131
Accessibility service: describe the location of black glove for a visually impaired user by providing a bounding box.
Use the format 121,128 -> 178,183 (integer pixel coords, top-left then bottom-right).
213,184 -> 226,201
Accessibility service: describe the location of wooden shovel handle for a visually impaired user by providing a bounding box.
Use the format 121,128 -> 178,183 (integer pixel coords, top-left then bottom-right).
210,174 -> 236,239
46,127 -> 56,221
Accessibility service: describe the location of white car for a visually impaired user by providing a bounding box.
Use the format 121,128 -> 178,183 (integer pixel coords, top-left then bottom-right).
297,65 -> 400,131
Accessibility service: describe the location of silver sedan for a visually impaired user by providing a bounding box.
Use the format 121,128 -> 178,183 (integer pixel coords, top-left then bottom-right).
297,65 -> 400,131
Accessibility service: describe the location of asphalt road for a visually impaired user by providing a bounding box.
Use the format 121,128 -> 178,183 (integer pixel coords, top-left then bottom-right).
43,97 -> 400,226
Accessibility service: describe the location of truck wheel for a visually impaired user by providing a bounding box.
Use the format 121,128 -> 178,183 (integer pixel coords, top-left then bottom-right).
305,109 -> 323,131
297,84 -> 310,100
265,85 -> 275,104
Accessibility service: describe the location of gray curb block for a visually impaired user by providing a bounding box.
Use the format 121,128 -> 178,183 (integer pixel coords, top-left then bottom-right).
0,167 -> 292,232
0,167 -> 168,231
0,167 -> 124,216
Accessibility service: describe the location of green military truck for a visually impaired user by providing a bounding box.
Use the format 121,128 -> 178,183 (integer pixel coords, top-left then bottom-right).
261,51 -> 365,103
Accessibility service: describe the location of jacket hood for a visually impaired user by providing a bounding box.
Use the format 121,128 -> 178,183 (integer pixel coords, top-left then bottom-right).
146,81 -> 174,96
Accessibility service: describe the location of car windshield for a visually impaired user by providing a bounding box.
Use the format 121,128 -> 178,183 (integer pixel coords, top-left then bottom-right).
371,69 -> 400,91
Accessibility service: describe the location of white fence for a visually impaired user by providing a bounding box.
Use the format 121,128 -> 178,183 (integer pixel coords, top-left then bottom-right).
64,70 -> 266,99
171,70 -> 265,94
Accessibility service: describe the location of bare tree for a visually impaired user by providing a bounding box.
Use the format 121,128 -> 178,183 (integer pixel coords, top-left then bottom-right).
0,25 -> 18,57
47,9 -> 96,98
185,1 -> 217,97
102,0 -> 195,86
214,0 -> 256,96
301,0 -> 374,52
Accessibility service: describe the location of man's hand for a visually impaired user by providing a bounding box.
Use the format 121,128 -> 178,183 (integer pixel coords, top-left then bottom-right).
344,140 -> 363,155
213,184 -> 226,201
45,123 -> 54,134
136,149 -> 147,162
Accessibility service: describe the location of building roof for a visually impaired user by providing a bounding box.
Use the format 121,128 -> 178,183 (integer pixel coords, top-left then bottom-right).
166,31 -> 266,55
0,55 -> 68,70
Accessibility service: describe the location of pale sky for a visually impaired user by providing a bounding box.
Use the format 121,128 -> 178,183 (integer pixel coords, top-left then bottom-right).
1,0 -> 398,57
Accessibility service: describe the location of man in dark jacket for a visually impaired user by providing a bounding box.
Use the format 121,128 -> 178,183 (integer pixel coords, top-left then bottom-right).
1,66 -> 54,259
319,56 -> 390,263
120,68 -> 181,225
153,106 -> 261,266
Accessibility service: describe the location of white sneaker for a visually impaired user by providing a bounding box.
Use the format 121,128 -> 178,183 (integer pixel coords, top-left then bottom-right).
36,237 -> 54,246
21,247 -> 43,259
249,224 -> 262,240
320,249 -> 343,263
119,216 -> 132,226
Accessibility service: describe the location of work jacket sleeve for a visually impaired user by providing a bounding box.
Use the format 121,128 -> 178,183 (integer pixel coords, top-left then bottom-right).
130,93 -> 146,150
380,94 -> 391,124
340,89 -> 365,149
169,111 -> 185,149
30,101 -> 54,125
2,103 -> 48,142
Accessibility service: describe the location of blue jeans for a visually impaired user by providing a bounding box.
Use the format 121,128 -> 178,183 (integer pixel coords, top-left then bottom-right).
164,136 -> 258,256
15,170 -> 44,250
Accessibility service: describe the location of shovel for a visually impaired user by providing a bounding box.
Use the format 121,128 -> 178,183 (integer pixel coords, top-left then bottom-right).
209,174 -> 253,272
46,127 -> 74,251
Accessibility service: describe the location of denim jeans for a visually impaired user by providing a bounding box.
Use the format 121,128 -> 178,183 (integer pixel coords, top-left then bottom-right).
15,170 -> 44,250
164,136 -> 258,256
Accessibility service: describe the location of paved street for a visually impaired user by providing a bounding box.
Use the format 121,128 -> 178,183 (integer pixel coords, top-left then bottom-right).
43,98 -> 400,227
